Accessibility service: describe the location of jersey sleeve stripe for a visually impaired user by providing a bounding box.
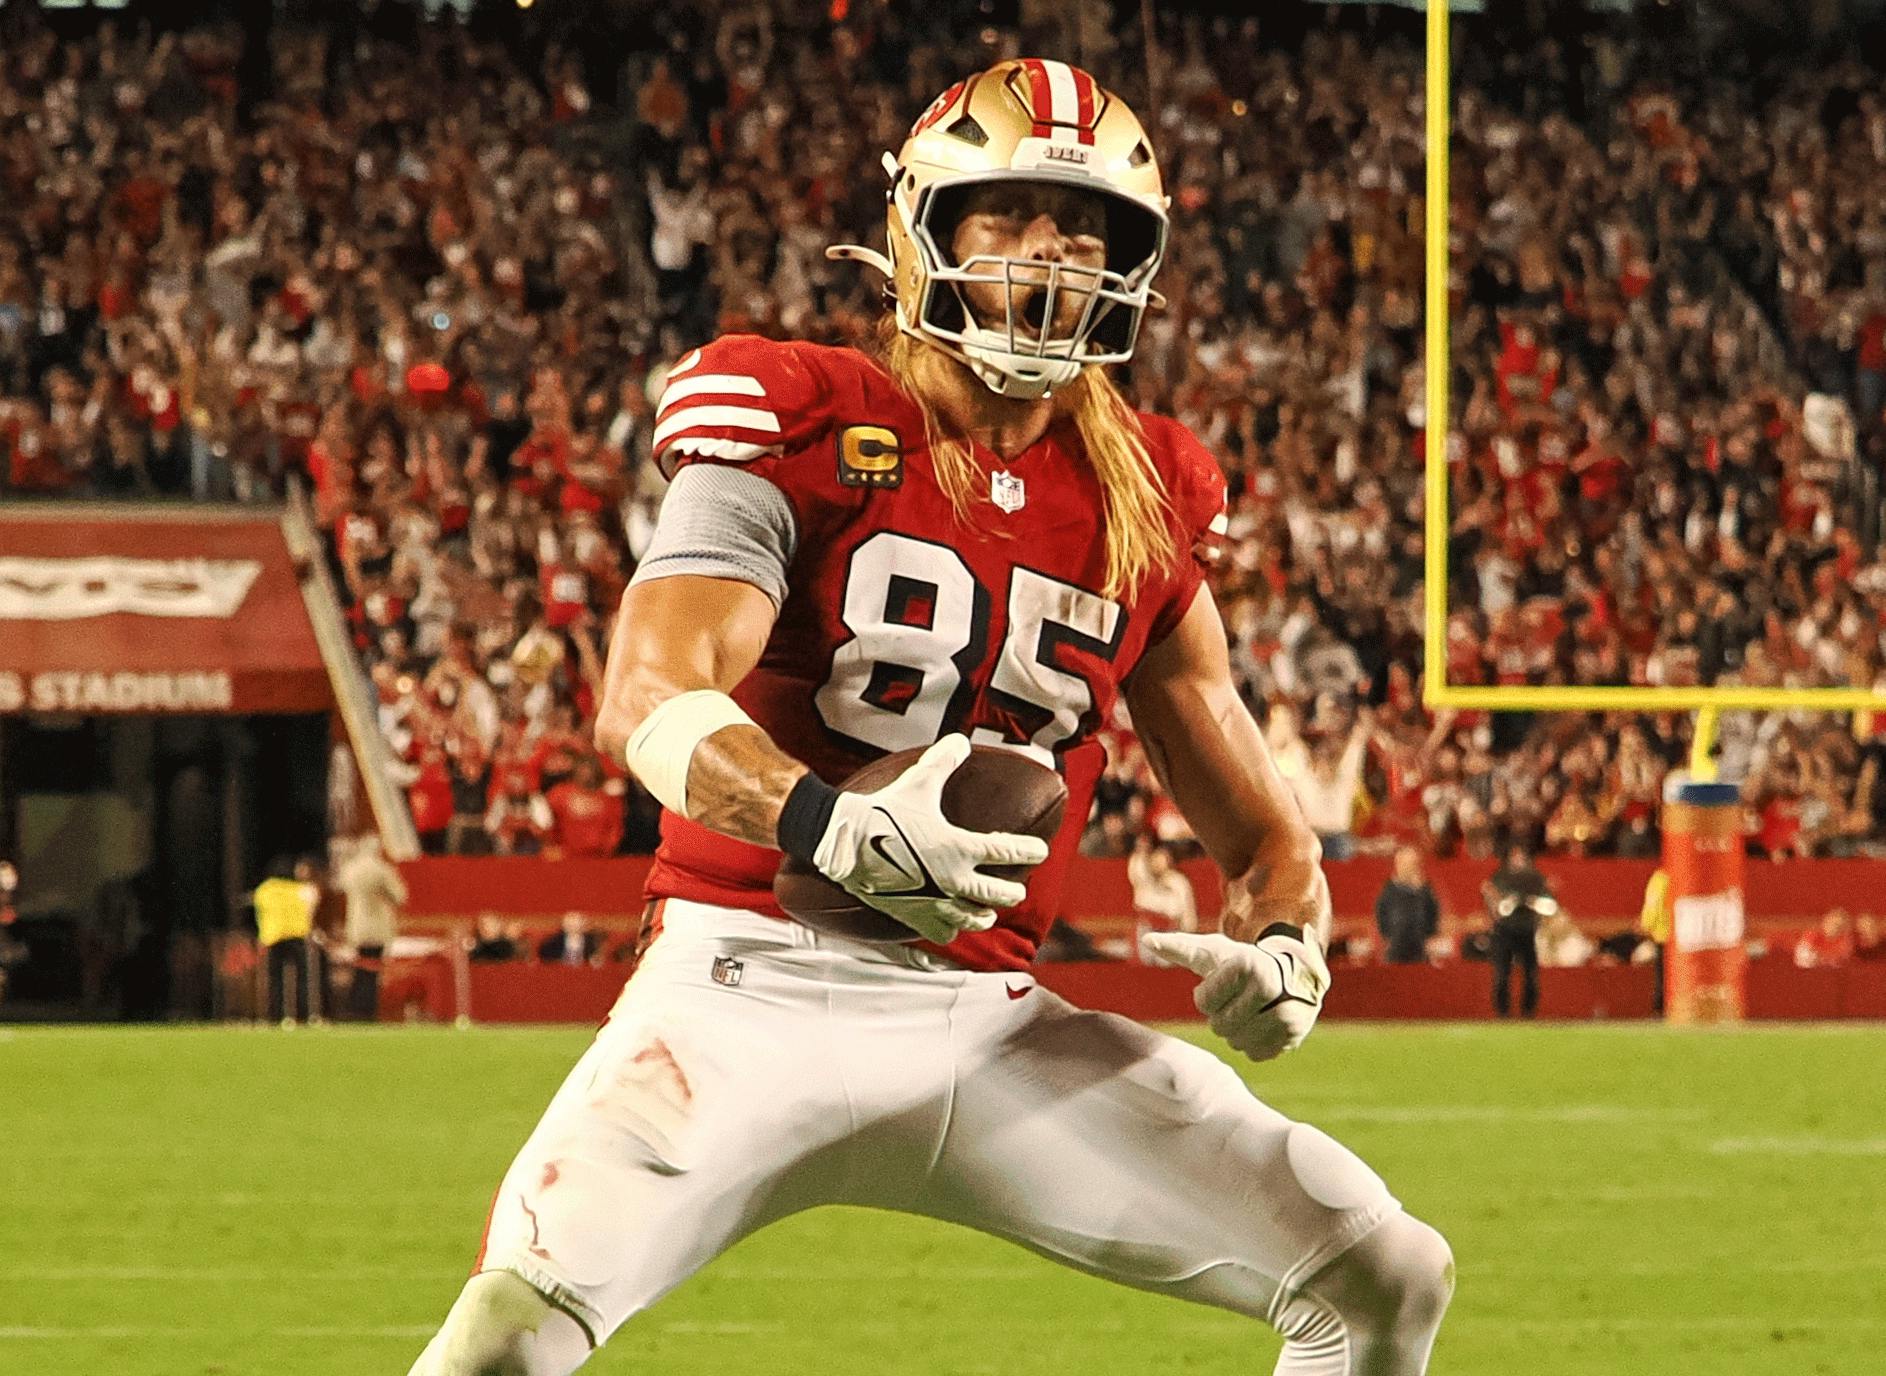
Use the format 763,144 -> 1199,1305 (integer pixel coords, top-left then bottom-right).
660,437 -> 781,465
657,373 -> 768,414
651,404 -> 784,451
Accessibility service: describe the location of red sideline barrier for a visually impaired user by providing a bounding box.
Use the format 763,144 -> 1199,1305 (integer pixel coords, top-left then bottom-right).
463,962 -> 626,1024
434,957 -> 1886,1025
401,854 -> 1885,932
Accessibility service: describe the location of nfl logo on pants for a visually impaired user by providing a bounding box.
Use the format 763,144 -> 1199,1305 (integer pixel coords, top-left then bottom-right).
991,470 -> 1026,513
710,956 -> 745,987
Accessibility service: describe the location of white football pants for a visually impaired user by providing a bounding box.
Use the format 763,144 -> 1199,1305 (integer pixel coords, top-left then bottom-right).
466,900 -> 1431,1361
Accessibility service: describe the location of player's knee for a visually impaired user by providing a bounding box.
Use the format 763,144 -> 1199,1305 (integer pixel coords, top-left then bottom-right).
1319,1212 -> 1456,1339
1375,1215 -> 1454,1333
412,1271 -> 588,1376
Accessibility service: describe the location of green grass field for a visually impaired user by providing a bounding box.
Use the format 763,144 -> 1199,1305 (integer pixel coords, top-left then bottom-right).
4,1022 -> 1884,1375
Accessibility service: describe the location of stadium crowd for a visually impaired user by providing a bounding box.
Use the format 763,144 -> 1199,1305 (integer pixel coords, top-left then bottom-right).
7,4 -> 1886,864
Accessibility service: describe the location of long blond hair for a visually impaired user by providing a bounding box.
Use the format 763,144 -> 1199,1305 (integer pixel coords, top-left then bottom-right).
878,321 -> 1176,599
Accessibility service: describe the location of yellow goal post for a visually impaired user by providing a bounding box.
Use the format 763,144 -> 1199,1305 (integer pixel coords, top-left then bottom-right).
1418,0 -> 1886,779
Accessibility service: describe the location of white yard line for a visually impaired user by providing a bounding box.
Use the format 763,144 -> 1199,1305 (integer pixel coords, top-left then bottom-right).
4,1314 -> 1883,1342
1310,1103 -> 1704,1124
1710,1136 -> 1886,1155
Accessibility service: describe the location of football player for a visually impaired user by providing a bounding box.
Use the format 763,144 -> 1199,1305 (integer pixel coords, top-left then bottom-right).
409,59 -> 1452,1376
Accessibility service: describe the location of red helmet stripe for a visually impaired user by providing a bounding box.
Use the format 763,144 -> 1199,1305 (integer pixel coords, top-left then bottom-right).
1021,58 -> 1054,138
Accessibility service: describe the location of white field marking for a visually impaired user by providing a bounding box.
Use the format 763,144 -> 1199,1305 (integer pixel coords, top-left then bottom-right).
6,1263 -> 1048,1286
7,1312 -> 1883,1345
14,1266 -> 452,1283
1710,1135 -> 1886,1156
0,1326 -> 436,1341
1306,1103 -> 1704,1125
0,1320 -> 823,1342
1397,1021 -> 1886,1037
19,1255 -> 1885,1288
1605,1256 -> 1886,1277
1449,1316 -> 1886,1334
1526,1184 -> 1716,1203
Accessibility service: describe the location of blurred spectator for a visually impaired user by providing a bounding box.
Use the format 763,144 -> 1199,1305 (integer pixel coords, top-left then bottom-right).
1794,909 -> 1856,969
253,856 -> 317,1026
546,755 -> 625,859
1535,907 -> 1596,968
1853,913 -> 1886,962
486,771 -> 554,856
539,912 -> 601,967
1638,866 -> 1672,1015
468,913 -> 521,963
301,854 -> 342,1021
1286,705 -> 1373,862
1373,845 -> 1441,964
8,9 -> 1886,867
335,835 -> 408,1021
1127,838 -> 1197,934
1484,841 -> 1554,1019
0,861 -> 23,1010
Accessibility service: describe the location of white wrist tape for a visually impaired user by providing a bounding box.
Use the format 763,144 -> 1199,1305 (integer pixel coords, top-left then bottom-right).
622,689 -> 758,818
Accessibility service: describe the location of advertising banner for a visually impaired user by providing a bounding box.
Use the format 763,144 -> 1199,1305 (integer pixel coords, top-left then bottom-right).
0,508 -> 331,714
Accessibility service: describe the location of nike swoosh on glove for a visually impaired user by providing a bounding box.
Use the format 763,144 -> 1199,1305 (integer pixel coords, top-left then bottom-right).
1139,925 -> 1330,1061
812,735 -> 1050,945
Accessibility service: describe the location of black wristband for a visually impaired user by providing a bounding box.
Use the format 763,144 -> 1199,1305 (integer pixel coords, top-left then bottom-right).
776,771 -> 841,867
1256,921 -> 1306,944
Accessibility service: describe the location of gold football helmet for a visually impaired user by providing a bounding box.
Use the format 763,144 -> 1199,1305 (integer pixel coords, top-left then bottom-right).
830,59 -> 1168,400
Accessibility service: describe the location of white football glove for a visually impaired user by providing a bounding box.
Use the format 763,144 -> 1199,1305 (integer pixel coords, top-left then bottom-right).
812,735 -> 1050,945
1139,926 -> 1330,1061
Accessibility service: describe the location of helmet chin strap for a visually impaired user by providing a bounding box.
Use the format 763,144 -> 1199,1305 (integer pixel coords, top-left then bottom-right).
957,325 -> 1082,399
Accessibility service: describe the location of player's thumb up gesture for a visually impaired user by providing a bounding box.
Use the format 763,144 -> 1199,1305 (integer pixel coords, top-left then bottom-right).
1140,926 -> 1330,1062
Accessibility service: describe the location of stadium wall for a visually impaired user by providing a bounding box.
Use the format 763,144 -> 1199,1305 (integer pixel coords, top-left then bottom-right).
398,854 -> 1879,932
381,944 -> 1886,1025
385,855 -> 1886,1024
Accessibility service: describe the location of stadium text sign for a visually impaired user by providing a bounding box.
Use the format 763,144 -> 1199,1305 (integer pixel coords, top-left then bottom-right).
0,556 -> 262,620
0,670 -> 234,714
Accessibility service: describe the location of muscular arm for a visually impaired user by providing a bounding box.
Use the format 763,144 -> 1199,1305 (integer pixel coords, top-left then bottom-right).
1125,584 -> 1329,945
592,575 -> 809,847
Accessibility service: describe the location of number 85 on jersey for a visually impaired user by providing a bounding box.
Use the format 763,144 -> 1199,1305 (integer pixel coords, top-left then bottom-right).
814,531 -> 1125,769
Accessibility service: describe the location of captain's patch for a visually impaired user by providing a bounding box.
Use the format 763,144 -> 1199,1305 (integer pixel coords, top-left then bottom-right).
837,425 -> 905,488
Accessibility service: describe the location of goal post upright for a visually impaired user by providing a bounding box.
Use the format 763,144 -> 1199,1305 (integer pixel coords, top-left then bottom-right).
1417,0 -> 1886,724
1416,2 -> 1886,1020
1422,0 -> 1452,710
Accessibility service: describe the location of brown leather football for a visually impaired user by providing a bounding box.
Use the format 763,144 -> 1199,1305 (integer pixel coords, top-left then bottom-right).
773,744 -> 1068,944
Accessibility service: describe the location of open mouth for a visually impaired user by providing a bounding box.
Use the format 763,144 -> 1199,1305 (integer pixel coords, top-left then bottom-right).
1019,290 -> 1049,336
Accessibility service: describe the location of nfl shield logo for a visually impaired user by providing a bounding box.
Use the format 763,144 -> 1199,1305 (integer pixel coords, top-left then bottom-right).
991,470 -> 1026,513
710,956 -> 745,987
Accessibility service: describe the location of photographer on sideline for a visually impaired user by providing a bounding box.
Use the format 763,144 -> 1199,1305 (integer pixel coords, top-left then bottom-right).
1483,841 -> 1555,1019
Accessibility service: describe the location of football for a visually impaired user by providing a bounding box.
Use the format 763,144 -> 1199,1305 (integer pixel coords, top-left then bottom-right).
774,744 -> 1068,944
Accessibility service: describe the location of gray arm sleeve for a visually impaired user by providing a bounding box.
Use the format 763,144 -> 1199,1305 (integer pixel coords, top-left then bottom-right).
626,463 -> 798,608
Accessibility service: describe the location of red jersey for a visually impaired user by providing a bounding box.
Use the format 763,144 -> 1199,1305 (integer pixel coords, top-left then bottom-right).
641,335 -> 1226,972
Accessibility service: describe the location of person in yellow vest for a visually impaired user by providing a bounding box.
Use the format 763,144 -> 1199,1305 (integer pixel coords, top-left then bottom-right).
255,856 -> 318,1026
1640,866 -> 1673,1017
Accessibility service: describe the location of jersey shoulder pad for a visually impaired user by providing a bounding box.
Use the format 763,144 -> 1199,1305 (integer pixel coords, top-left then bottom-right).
1139,412 -> 1229,554
652,335 -> 834,476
